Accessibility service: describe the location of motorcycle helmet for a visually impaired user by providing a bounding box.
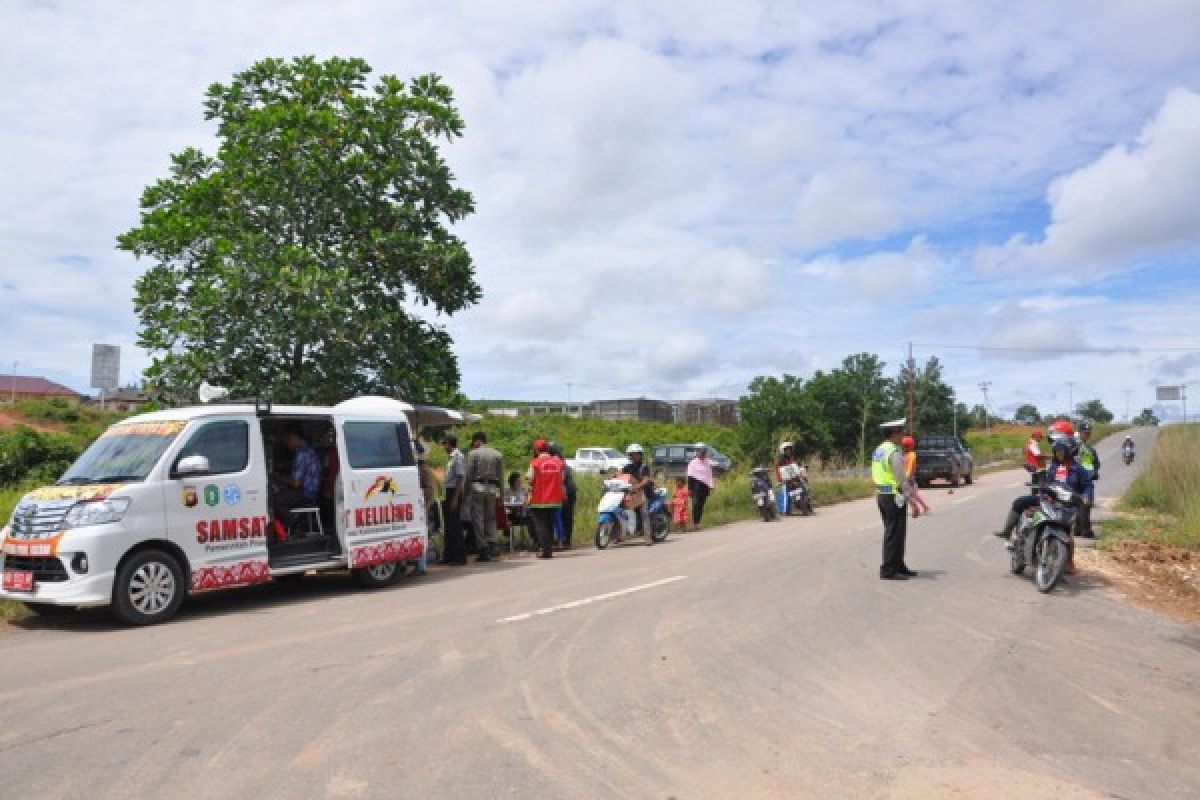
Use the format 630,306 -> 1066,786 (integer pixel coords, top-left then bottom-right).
532,438 -> 548,454
1049,419 -> 1075,438
778,441 -> 794,454
626,443 -> 644,455
1031,430 -> 1043,440
1048,432 -> 1079,459
901,435 -> 916,450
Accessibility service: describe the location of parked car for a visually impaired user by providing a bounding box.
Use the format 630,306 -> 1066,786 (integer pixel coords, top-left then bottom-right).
566,447 -> 630,474
914,434 -> 973,487
652,443 -> 733,479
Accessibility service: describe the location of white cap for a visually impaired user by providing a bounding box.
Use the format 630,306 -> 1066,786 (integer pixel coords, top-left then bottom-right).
881,418 -> 906,431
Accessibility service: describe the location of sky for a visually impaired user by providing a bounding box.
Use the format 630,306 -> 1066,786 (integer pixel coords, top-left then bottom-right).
2,0 -> 1199,421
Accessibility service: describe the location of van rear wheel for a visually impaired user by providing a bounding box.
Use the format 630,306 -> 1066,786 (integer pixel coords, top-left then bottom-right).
112,549 -> 185,626
352,562 -> 400,588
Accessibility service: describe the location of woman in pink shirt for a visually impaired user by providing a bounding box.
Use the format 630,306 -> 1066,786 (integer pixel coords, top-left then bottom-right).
686,444 -> 715,528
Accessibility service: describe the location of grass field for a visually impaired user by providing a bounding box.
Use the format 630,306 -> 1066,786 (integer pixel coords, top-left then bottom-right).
1107,425 -> 1200,550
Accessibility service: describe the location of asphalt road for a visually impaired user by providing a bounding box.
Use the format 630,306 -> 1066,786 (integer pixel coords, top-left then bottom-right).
1,427 -> 1196,800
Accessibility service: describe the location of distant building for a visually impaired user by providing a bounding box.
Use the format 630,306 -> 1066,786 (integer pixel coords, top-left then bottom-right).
103,386 -> 151,413
675,398 -> 739,427
486,404 -> 585,419
0,375 -> 82,405
586,398 -> 674,424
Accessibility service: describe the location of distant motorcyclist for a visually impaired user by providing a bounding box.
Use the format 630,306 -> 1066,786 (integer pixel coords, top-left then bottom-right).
1023,429 -> 1048,484
1122,435 -> 1135,464
776,442 -> 807,515
1076,422 -> 1100,538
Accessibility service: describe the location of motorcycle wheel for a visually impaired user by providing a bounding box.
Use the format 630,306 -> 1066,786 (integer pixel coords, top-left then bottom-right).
650,514 -> 669,543
1034,536 -> 1067,592
803,499 -> 814,515
595,521 -> 614,550
1009,543 -> 1025,575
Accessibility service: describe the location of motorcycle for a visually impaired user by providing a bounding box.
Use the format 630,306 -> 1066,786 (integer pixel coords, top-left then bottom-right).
1123,445 -> 1135,466
594,478 -> 669,548
1009,481 -> 1081,593
751,471 -> 777,522
779,463 -> 815,516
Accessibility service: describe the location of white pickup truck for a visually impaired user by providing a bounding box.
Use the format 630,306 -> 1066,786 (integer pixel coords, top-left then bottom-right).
566,447 -> 630,474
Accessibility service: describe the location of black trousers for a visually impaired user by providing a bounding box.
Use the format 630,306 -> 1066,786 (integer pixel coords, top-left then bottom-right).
688,478 -> 711,525
877,494 -> 908,576
442,491 -> 466,563
562,494 -> 577,541
1011,494 -> 1039,515
530,507 -> 559,555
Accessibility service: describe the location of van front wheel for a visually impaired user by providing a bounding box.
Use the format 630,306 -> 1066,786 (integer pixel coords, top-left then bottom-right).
112,549 -> 185,626
352,561 -> 400,588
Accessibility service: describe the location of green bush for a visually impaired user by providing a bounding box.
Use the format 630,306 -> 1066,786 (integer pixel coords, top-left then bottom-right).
0,426 -> 81,486
1116,425 -> 1200,549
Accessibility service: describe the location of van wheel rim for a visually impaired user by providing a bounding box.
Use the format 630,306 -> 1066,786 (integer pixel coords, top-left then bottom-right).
129,562 -> 175,614
368,563 -> 396,580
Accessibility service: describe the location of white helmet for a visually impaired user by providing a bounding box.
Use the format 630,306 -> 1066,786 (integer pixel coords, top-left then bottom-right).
778,441 -> 794,454
625,443 -> 644,455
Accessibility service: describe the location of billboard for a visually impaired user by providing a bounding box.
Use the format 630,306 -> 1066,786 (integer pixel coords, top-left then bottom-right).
90,344 -> 120,390
1155,385 -> 1182,402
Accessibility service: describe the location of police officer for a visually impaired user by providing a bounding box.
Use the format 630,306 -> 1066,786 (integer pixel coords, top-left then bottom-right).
873,419 -> 917,580
463,431 -> 504,562
1076,422 -> 1100,538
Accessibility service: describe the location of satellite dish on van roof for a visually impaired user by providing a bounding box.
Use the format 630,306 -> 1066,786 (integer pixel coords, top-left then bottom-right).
198,381 -> 230,404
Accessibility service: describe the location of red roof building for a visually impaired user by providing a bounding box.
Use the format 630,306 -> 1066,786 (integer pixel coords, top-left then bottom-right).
0,376 -> 83,404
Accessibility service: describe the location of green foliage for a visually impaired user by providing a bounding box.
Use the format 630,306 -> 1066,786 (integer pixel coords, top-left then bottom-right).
807,353 -> 893,466
1012,403 -> 1041,425
1133,408 -> 1160,426
0,427 -> 81,486
1076,398 -> 1114,424
118,56 -> 478,406
1117,425 -> 1200,549
14,399 -> 125,441
737,375 -> 831,464
890,356 -> 956,435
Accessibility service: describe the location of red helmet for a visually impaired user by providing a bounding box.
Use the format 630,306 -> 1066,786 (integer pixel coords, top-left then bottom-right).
901,436 -> 915,450
1049,419 -> 1075,438
532,438 -> 548,454
1031,430 -> 1043,440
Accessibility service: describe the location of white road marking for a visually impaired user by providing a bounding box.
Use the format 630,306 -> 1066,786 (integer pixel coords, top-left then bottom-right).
497,576 -> 688,623
952,495 -> 977,505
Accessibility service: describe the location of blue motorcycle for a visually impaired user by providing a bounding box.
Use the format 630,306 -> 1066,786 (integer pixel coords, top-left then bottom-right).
595,479 -> 670,548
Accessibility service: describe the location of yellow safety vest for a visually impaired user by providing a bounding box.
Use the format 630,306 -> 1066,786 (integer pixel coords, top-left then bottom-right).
871,441 -> 900,492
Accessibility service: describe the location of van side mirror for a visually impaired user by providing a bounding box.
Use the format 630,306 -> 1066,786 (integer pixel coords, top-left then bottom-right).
175,455 -> 211,477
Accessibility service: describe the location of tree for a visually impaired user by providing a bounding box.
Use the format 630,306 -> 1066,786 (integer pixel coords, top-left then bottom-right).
1076,399 -> 1114,425
737,375 -> 831,463
890,357 -> 955,435
806,353 -> 893,465
1013,403 -> 1041,426
118,56 -> 478,405
1133,408 -> 1160,426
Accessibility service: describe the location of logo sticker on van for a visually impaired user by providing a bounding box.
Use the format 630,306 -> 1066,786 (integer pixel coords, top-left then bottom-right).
223,484 -> 242,506
203,484 -> 220,507
182,486 -> 198,508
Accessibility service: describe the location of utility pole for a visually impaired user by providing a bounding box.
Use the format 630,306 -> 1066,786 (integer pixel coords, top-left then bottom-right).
1123,389 -> 1132,423
952,390 -> 958,438
907,342 -> 916,434
978,381 -> 992,433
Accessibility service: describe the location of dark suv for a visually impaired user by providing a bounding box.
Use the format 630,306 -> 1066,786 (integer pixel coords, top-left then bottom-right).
652,443 -> 733,479
914,435 -> 974,487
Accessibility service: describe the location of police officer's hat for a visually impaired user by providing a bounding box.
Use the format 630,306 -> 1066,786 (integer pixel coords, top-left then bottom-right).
880,418 -> 906,433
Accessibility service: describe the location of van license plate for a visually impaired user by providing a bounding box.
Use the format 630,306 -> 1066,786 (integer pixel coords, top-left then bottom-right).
2,570 -> 34,592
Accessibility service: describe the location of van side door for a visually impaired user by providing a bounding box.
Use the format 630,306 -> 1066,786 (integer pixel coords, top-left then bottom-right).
336,416 -> 425,569
165,416 -> 271,591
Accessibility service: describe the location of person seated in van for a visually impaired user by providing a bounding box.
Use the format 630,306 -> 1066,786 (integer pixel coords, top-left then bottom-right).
273,423 -> 323,539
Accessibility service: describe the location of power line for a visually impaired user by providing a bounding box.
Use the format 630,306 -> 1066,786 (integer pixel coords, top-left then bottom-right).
913,343 -> 1199,354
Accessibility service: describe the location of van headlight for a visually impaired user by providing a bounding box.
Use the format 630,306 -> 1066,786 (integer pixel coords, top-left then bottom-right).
63,498 -> 131,529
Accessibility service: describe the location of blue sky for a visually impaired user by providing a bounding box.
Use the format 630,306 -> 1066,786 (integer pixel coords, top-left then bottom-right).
1,1 -> 1199,420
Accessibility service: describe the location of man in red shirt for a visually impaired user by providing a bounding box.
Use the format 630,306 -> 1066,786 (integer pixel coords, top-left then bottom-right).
1024,430 -> 1047,480
527,439 -> 565,559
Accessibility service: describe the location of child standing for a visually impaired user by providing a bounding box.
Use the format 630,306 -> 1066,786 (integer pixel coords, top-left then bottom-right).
902,436 -> 930,517
671,477 -> 691,532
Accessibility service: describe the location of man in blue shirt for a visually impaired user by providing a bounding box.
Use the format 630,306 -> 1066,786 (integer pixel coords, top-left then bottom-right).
273,423 -> 323,538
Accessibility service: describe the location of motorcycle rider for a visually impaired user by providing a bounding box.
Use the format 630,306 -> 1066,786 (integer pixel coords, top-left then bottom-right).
621,443 -> 655,543
776,442 -> 796,515
1122,435 -> 1135,463
996,431 -> 1092,573
1076,422 -> 1100,538
1024,429 -> 1048,482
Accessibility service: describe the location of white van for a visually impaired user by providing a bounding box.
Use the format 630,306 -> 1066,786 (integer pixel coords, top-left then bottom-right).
0,396 -> 473,625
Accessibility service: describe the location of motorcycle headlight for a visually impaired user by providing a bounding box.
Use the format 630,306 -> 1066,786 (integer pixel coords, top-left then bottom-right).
63,498 -> 131,529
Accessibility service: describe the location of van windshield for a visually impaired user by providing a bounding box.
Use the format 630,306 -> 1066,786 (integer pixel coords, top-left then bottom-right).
58,420 -> 186,485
